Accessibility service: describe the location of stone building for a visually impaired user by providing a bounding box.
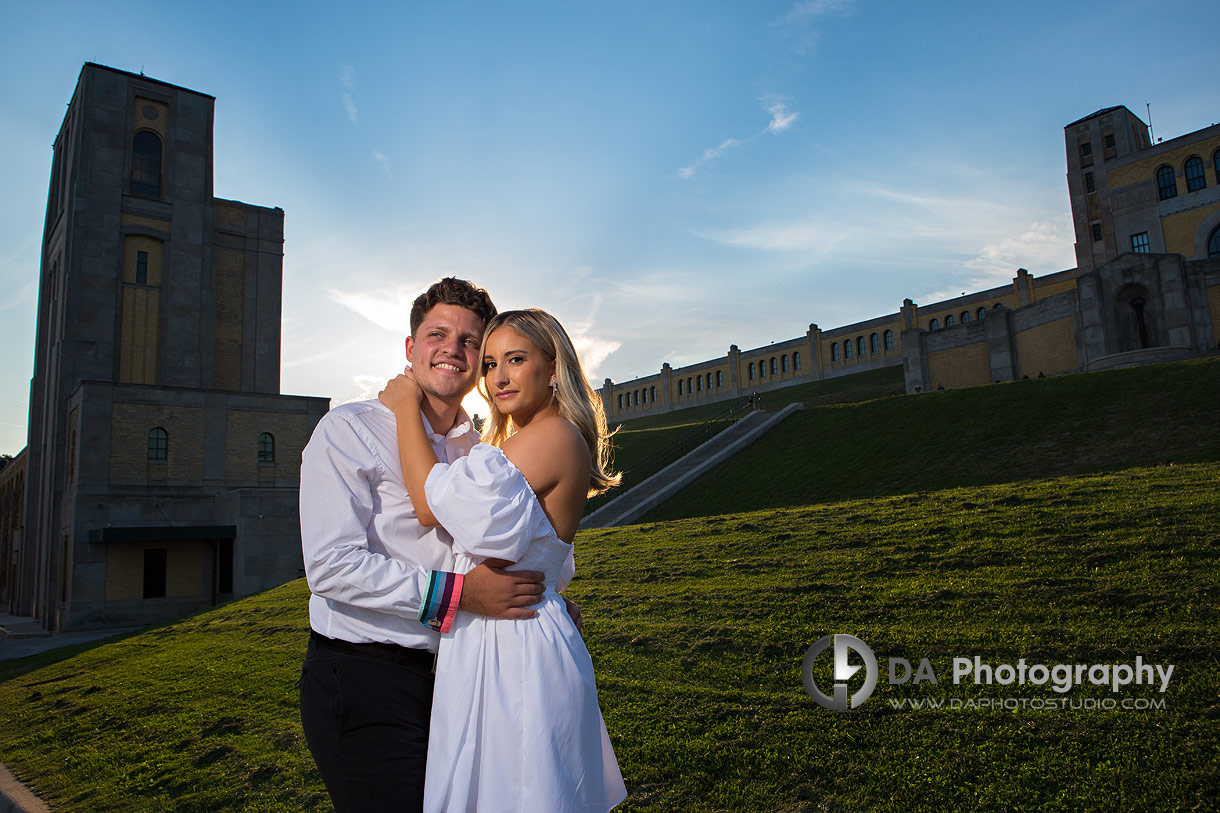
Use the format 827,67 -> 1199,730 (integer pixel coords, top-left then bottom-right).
1,64 -> 328,631
602,106 -> 1220,418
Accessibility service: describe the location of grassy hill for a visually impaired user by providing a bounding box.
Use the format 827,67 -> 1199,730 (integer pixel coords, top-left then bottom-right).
644,357 -> 1220,522
1,461 -> 1218,810
594,366 -> 906,513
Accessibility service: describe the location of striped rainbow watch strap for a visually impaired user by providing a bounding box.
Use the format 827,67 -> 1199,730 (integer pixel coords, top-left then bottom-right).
419,570 -> 463,633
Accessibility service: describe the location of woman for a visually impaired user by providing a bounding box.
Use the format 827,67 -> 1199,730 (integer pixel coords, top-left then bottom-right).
379,308 -> 626,812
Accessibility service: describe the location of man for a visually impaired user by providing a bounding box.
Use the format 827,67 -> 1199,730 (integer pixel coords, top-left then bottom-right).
298,278 -> 550,812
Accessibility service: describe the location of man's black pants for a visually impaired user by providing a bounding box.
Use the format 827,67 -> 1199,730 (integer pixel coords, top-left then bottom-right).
299,631 -> 435,813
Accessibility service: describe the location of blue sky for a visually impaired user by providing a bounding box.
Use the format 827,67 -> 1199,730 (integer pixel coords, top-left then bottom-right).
2,0 -> 1218,454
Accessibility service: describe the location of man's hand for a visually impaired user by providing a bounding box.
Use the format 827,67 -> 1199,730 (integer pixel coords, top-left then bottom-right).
563,597 -> 583,635
459,564 -> 544,619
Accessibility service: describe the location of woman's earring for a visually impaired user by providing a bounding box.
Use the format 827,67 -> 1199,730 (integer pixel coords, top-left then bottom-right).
550,379 -> 558,395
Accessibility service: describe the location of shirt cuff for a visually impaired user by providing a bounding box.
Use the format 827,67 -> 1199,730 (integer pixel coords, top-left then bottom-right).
418,570 -> 464,633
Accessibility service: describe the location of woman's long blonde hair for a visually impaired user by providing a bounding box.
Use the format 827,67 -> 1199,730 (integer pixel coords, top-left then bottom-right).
478,309 -> 620,496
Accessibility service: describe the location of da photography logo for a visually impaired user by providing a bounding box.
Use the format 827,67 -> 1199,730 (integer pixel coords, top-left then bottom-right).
802,634 -> 878,711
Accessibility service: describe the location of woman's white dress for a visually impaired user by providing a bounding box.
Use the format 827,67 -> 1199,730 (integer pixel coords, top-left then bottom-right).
422,443 -> 626,813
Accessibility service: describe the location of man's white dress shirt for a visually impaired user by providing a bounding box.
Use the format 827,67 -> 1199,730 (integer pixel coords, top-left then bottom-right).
300,399 -> 478,652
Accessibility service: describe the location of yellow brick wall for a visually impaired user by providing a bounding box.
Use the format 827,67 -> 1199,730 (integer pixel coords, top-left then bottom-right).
927,343 -> 990,390
1161,205 -> 1220,257
122,234 -> 163,286
1209,285 -> 1220,348
214,247 -> 245,391
119,287 -> 160,384
133,97 -> 168,140
109,403 -> 205,482
119,235 -> 164,385
225,409 -> 311,483
1016,318 -> 1080,378
217,203 -> 248,228
1033,278 -> 1079,300
104,541 -> 209,601
1103,135 -> 1220,189
119,213 -> 171,234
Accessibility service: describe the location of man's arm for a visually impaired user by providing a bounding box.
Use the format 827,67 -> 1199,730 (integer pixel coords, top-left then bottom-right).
300,414 -> 542,629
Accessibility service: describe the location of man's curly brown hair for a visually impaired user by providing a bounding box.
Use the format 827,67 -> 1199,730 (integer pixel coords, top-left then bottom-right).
409,277 -> 497,336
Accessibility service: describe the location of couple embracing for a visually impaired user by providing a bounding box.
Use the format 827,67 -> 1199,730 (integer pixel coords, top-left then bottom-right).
298,278 -> 626,812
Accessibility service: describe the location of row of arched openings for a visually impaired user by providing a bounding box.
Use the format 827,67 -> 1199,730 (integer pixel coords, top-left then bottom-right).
927,306 -> 998,332
146,428 -> 275,463
1157,151 -> 1219,201
747,352 -> 801,381
831,331 -> 895,363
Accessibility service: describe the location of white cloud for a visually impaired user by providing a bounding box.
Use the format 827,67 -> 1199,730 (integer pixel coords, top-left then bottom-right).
963,216 -> 1076,278
372,150 -> 393,178
328,285 -> 418,333
785,0 -> 856,21
340,64 -> 358,124
678,101 -> 798,179
702,218 -> 846,252
767,102 -> 798,133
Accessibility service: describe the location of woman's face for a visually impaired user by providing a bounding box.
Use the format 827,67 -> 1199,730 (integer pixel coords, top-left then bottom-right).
482,327 -> 556,422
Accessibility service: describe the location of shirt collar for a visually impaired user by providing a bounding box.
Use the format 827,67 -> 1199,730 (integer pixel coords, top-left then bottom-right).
421,407 -> 474,443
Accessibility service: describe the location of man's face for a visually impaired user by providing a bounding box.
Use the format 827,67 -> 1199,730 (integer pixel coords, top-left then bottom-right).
405,303 -> 486,404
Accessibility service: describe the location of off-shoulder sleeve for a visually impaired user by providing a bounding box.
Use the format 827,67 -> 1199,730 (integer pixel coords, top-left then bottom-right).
425,443 -> 551,562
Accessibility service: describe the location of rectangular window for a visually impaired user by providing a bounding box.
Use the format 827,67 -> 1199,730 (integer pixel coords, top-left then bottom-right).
1079,142 -> 1092,157
136,250 -> 148,284
1092,222 -> 1103,242
1130,232 -> 1150,254
1104,134 -> 1116,149
143,548 -> 167,599
1084,171 -> 1095,194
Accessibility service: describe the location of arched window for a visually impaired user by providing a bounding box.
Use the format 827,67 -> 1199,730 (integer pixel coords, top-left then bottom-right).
770,357 -> 778,376
883,330 -> 894,350
688,377 -> 694,393
1184,157 -> 1206,193
759,361 -> 766,377
1215,150 -> 1220,185
650,386 -> 656,402
716,371 -> 723,387
793,352 -> 801,370
131,131 -> 163,196
929,318 -> 940,331
870,333 -> 880,354
696,376 -> 702,392
678,380 -> 684,396
258,432 -> 275,463
707,373 -> 713,390
831,344 -> 840,362
748,362 -> 755,380
634,390 -> 640,406
781,355 -> 789,373
961,311 -> 971,324
844,340 -> 853,359
617,394 -> 623,409
1209,225 -> 1220,258
148,427 -> 168,461
945,314 -> 955,328
854,337 -> 863,357
1156,165 -> 1177,200
977,307 -> 986,320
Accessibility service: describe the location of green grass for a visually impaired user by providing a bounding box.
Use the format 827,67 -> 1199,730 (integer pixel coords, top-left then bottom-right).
593,366 -> 907,514
645,357 -> 1220,522
2,461 -> 1218,810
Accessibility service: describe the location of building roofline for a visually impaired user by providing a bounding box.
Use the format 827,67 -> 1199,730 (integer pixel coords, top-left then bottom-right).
1064,105 -> 1140,129
81,62 -> 216,100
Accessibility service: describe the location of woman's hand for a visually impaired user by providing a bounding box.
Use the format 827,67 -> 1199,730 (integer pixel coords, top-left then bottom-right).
379,369 -> 424,413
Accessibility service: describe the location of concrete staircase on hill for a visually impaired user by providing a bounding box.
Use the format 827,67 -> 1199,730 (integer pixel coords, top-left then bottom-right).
581,402 -> 804,529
